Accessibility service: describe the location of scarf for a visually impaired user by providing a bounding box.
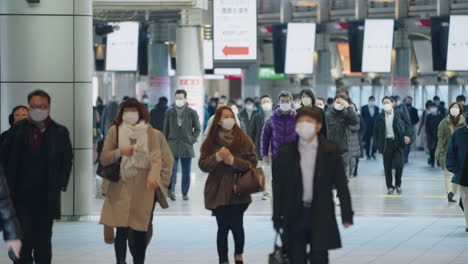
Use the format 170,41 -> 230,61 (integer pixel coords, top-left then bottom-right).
176,104 -> 187,127
218,130 -> 235,147
450,115 -> 461,128
28,117 -> 52,149
119,121 -> 150,181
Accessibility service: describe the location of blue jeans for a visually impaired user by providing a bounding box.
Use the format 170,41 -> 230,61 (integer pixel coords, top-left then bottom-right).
404,143 -> 411,163
170,157 -> 192,195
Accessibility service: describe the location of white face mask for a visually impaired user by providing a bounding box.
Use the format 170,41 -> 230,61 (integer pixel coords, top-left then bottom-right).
450,107 -> 460,117
245,104 -> 255,112
430,107 -> 438,114
175,99 -> 185,108
280,103 -> 292,112
302,97 -> 312,106
295,122 -> 317,140
334,103 -> 345,111
383,103 -> 393,112
221,118 -> 236,130
369,101 -> 375,107
262,103 -> 272,112
122,112 -> 139,125
29,109 -> 49,122
396,101 -> 401,106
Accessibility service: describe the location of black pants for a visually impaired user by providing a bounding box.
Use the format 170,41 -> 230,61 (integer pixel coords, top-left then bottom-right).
16,203 -> 54,264
429,148 -> 436,167
115,227 -> 148,264
213,204 -> 248,263
383,139 -> 404,189
288,207 -> 329,264
364,134 -> 376,158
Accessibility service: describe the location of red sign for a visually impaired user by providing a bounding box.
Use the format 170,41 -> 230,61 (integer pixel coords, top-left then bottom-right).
222,46 -> 250,56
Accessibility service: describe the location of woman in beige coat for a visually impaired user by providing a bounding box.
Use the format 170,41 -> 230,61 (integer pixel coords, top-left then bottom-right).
100,98 -> 173,264
199,106 -> 258,264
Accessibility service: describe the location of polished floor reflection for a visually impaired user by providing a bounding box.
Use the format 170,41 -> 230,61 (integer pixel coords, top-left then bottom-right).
0,151 -> 467,263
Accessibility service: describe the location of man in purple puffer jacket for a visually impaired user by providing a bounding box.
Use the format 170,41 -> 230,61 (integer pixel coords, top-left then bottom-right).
261,91 -> 297,164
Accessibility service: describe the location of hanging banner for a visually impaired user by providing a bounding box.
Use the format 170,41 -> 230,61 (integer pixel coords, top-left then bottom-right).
149,76 -> 171,106
213,0 -> 257,61
178,76 -> 205,126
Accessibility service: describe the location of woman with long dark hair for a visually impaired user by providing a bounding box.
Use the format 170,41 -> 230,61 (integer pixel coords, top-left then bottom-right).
100,98 -> 173,264
199,106 -> 257,264
0,105 -> 29,145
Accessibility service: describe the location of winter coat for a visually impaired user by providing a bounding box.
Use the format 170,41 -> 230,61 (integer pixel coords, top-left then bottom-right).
373,110 -> 411,153
239,109 -> 257,138
435,115 -> 466,170
261,109 -> 297,161
446,126 -> 468,186
163,105 -> 201,158
272,137 -> 353,251
0,165 -> 22,241
361,105 -> 379,139
100,125 -> 173,232
326,106 -> 359,154
425,113 -> 444,150
150,103 -> 168,132
349,118 -> 361,158
101,101 -> 119,137
250,111 -> 271,159
199,134 -> 257,210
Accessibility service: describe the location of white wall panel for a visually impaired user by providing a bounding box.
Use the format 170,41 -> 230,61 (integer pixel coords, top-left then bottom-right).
0,16 -> 73,82
74,16 -> 93,82
74,0 -> 92,16
72,149 -> 93,216
0,0 -> 73,15
74,83 -> 93,149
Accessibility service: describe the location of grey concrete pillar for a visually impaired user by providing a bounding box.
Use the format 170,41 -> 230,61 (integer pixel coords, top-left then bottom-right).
280,0 -> 292,24
242,64 -> 260,98
176,26 -> 204,125
314,51 -> 332,98
0,0 -> 93,216
437,0 -> 450,16
148,43 -> 171,107
392,48 -> 412,97
355,0 -> 368,20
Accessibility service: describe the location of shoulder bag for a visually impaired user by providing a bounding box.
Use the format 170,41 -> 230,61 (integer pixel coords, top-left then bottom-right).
96,125 -> 121,182
233,167 -> 265,196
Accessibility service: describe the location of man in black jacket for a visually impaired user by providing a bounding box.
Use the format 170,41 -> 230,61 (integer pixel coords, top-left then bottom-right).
273,107 -> 353,264
374,96 -> 412,195
150,96 -> 168,131
361,96 -> 379,159
0,90 -> 73,264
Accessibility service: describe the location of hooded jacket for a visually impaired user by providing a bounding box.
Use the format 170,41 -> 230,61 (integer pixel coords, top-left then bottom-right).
261,108 -> 297,161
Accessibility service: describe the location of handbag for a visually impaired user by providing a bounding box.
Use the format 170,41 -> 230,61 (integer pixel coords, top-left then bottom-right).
233,167 -> 265,195
96,125 -> 121,182
269,232 -> 289,264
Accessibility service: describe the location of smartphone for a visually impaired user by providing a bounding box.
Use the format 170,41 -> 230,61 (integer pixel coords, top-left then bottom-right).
8,249 -> 19,263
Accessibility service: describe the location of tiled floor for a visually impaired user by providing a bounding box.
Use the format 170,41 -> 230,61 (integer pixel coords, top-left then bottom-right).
0,151 -> 467,263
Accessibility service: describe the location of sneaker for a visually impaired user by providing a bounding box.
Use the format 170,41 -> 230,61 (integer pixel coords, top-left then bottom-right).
448,192 -> 456,203
387,187 -> 395,195
182,195 -> 189,201
262,192 -> 271,200
168,191 -> 176,201
396,187 -> 402,195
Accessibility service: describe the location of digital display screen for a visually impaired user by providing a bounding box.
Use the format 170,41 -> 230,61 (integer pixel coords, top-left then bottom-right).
285,23 -> 316,74
106,22 -> 140,72
447,15 -> 468,71
362,19 -> 394,73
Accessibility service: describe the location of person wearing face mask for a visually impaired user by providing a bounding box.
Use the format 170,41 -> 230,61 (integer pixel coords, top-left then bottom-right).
326,93 -> 359,179
150,96 -> 169,132
373,97 -> 412,195
249,95 -> 275,200
393,96 -> 414,164
199,106 -> 257,264
315,97 -> 326,110
418,100 -> 434,154
203,99 -> 242,141
361,96 -> 380,160
445,114 -> 468,233
163,90 -> 201,201
273,107 -> 353,264
293,94 -> 302,110
261,91 -> 297,166
0,106 -> 29,146
100,98 -> 173,264
300,89 -> 328,138
238,97 -> 258,137
435,103 -> 466,203
0,90 -> 73,264
425,102 -> 444,168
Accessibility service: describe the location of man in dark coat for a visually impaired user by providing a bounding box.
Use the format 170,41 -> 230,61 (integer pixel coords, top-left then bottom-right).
361,96 -> 379,159
273,107 -> 353,264
425,102 -> 444,167
150,96 -> 168,131
374,96 -> 412,195
0,90 -> 73,264
238,97 -> 258,138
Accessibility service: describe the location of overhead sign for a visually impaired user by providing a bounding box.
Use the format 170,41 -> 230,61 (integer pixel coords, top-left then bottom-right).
259,67 -> 287,80
106,22 -> 139,72
285,23 -> 316,74
447,15 -> 468,71
213,0 -> 257,61
362,19 -> 394,73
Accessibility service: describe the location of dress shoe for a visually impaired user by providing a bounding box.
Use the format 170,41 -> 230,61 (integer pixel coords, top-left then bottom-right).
448,192 -> 456,203
387,187 -> 395,195
396,187 -> 402,195
168,191 -> 176,201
